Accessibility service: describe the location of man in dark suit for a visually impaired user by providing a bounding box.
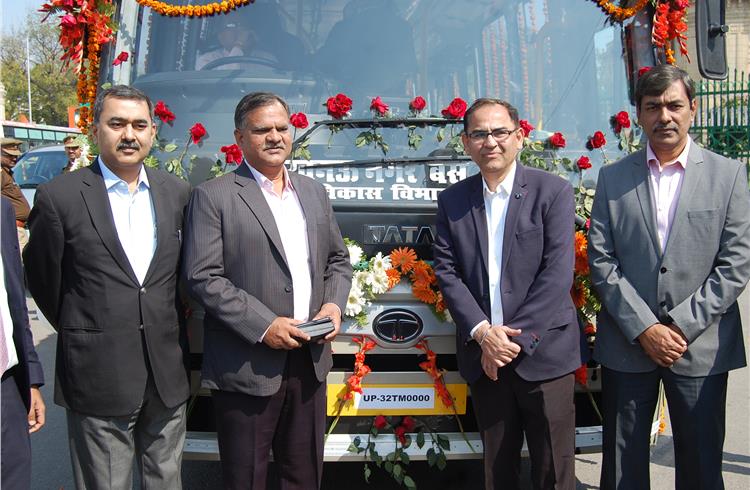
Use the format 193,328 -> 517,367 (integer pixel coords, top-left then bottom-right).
183,92 -> 351,489
588,64 -> 750,490
24,85 -> 191,489
1,197 -> 45,490
433,98 -> 579,490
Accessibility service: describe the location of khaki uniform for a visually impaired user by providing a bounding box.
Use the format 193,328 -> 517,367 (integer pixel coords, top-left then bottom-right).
1,167 -> 31,250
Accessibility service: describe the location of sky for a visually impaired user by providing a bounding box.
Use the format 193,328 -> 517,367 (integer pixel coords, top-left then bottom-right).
2,0 -> 47,35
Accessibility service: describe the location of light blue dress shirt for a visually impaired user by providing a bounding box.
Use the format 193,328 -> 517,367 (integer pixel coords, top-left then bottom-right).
98,159 -> 156,285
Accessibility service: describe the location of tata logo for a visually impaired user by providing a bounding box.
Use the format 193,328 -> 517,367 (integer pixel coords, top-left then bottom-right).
363,225 -> 435,245
372,309 -> 423,343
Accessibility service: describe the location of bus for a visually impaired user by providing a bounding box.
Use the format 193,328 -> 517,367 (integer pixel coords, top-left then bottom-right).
0,120 -> 81,153
99,0 -> 691,466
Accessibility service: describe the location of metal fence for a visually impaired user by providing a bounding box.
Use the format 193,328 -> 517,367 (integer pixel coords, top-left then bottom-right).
690,69 -> 750,165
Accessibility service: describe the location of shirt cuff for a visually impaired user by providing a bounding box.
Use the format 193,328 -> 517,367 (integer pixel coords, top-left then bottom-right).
469,320 -> 491,342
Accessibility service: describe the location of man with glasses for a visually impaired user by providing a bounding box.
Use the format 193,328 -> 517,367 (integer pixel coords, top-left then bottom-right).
433,98 -> 580,489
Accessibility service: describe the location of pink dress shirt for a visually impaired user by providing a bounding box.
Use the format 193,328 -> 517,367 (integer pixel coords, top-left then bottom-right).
646,139 -> 691,253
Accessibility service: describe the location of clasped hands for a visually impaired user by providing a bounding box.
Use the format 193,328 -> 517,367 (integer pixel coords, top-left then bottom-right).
473,322 -> 522,381
262,303 -> 342,350
637,322 -> 688,367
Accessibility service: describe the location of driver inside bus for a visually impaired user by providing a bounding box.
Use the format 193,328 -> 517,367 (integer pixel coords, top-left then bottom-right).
196,20 -> 275,70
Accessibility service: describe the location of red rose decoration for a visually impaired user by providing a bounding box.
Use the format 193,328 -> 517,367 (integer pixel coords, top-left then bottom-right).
638,66 -> 652,77
394,425 -> 407,445
576,155 -> 592,170
325,93 -> 353,119
189,123 -> 207,144
519,119 -> 534,138
574,364 -> 588,387
548,132 -> 566,149
401,416 -> 416,433
220,144 -> 243,164
290,112 -> 309,129
60,14 -> 77,28
370,96 -> 389,116
588,131 -> 606,150
409,96 -> 426,113
373,415 -> 387,430
441,97 -> 467,119
612,111 -> 631,134
112,51 -> 129,66
154,101 -> 176,124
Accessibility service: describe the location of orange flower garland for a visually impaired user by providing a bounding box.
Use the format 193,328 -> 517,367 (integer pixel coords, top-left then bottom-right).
341,335 -> 377,401
135,0 -> 254,17
415,339 -> 453,408
591,0 -> 650,22
652,0 -> 690,64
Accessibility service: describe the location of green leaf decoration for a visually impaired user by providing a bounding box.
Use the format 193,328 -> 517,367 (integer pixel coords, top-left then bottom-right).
416,431 -> 425,449
143,155 -> 160,168
364,464 -> 372,483
404,475 -> 417,489
436,452 -> 447,471
163,143 -> 178,153
401,451 -> 410,464
385,461 -> 394,474
426,448 -> 437,467
436,127 -> 445,142
437,434 -> 451,451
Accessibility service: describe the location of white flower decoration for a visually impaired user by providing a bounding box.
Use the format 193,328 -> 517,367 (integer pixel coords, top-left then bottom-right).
348,244 -> 363,265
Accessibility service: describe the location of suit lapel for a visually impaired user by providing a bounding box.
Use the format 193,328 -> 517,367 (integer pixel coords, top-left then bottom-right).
632,149 -> 661,255
234,164 -> 290,271
500,163 -> 527,278
79,163 -> 139,285
469,174 -> 489,276
290,172 -> 318,279
662,141 -> 704,256
141,167 -> 169,285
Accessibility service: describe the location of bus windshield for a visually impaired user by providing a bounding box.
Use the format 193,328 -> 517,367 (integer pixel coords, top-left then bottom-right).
128,0 -> 628,175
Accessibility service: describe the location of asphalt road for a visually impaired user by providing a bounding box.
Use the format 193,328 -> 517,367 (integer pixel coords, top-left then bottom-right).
27,292 -> 749,489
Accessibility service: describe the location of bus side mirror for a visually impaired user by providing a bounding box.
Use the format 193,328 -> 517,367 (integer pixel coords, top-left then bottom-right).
695,0 -> 728,80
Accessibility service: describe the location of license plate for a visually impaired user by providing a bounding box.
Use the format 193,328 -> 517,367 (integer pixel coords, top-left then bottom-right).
326,383 -> 467,416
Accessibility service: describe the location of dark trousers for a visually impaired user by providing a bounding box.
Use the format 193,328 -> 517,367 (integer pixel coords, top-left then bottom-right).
600,366 -> 728,490
471,367 -> 575,490
1,372 -> 31,490
212,346 -> 327,490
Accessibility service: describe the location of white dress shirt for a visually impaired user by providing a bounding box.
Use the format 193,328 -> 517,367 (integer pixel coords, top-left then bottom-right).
247,163 -> 312,324
99,159 -> 156,285
470,163 -> 517,338
0,256 -> 19,375
646,139 -> 690,253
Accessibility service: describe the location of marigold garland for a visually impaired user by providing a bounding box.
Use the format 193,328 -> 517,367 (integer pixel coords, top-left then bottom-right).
592,0 -> 650,22
135,0 -> 254,17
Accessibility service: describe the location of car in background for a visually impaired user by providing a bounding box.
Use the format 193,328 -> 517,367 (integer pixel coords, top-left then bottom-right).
13,145 -> 68,205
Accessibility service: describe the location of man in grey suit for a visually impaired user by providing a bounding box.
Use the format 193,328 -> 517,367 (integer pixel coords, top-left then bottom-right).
588,64 -> 750,489
183,92 -> 351,489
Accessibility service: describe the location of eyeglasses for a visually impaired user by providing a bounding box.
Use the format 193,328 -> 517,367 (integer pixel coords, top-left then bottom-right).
467,127 -> 519,142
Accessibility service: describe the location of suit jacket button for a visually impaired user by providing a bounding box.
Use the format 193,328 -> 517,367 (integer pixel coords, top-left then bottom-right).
660,267 -> 667,274
285,286 -> 292,293
140,287 -> 147,294
139,324 -> 144,330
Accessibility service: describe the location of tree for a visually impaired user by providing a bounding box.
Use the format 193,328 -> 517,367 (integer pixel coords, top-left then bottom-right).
1,12 -> 77,126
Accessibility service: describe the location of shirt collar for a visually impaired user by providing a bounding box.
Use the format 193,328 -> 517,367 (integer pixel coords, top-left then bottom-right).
646,138 -> 691,170
98,157 -> 150,190
245,161 -> 294,194
482,161 -> 516,197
